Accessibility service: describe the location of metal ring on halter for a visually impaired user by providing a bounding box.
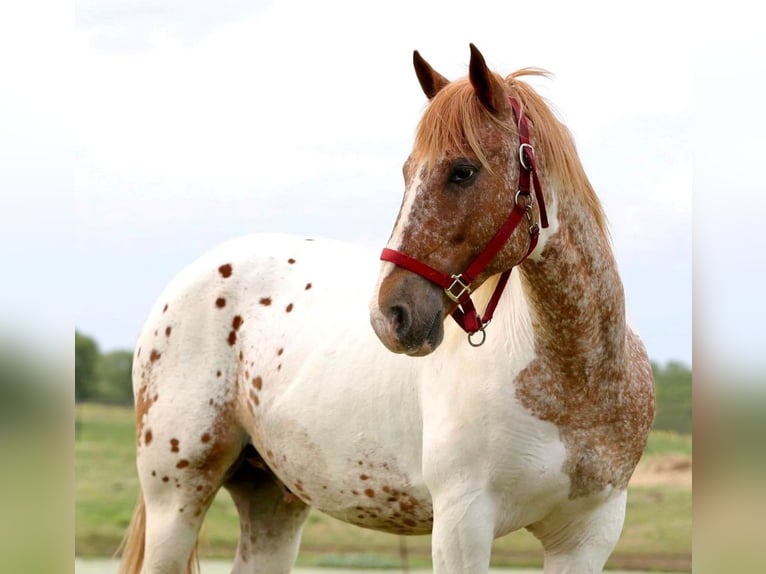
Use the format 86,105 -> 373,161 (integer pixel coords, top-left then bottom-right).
519,143 -> 534,170
514,189 -> 533,207
467,327 -> 487,347
467,319 -> 490,347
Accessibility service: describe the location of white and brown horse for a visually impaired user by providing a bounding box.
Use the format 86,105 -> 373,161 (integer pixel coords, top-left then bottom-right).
119,44 -> 654,574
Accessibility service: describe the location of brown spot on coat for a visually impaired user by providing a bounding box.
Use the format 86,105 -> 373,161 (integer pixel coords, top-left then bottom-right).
285,303 -> 293,313
144,430 -> 153,445
288,258 -> 296,264
227,331 -> 237,346
232,315 -> 243,330
201,433 -> 211,443
162,304 -> 168,312
305,282 -> 312,290
165,326 -> 172,337
134,383 -> 158,442
252,376 -> 262,390
162,476 -> 169,483
149,349 -> 161,362
277,348 -> 284,356
170,438 -> 180,453
259,297 -> 272,306
215,297 -> 226,308
218,263 -> 232,278
360,474 -> 369,480
364,488 -> 375,498
176,459 -> 190,469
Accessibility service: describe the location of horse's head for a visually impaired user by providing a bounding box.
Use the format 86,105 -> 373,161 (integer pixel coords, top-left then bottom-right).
370,44 -> 549,356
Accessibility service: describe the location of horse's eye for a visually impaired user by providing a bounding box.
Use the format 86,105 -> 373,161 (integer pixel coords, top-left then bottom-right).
449,164 -> 478,185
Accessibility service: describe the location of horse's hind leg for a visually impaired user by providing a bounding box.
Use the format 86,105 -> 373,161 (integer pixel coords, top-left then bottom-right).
223,446 -> 311,574
135,393 -> 245,573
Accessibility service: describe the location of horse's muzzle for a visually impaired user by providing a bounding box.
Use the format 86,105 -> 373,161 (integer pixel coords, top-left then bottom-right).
370,274 -> 444,356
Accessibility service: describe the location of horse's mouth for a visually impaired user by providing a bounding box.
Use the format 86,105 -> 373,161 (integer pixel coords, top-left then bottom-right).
403,309 -> 443,357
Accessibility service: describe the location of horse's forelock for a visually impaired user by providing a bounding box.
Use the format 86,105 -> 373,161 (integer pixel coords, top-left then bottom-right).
411,77 -> 513,173
410,68 -> 608,238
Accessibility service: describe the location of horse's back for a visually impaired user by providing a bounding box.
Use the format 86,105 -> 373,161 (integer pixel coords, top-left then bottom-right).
135,232 -> 378,370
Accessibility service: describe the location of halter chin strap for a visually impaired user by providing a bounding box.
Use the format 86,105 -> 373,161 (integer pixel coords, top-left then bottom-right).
380,98 -> 549,346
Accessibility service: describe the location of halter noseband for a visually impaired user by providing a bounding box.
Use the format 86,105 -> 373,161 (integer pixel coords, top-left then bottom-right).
380,98 -> 549,347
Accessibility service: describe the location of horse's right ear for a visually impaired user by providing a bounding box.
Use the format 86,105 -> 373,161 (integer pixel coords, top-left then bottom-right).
413,50 -> 449,100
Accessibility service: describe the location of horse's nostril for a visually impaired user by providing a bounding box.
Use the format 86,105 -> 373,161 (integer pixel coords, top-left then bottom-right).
389,304 -> 412,337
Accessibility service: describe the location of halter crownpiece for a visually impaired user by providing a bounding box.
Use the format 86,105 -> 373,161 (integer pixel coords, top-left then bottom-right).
380,98 -> 549,346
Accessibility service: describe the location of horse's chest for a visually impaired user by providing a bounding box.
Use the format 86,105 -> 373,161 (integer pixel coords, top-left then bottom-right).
419,371 -> 572,530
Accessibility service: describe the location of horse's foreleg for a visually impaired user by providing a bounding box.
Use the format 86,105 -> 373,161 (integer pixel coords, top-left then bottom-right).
529,489 -> 627,574
428,483 -> 497,573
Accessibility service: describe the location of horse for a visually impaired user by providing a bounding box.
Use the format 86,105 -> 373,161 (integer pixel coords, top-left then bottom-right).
118,44 -> 655,574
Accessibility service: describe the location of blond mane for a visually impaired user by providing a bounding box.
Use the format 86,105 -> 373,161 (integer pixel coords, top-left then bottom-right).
412,68 -> 608,236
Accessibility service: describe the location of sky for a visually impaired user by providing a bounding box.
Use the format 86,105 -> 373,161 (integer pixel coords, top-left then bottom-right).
72,0 -> 697,363
6,1 -> 766,374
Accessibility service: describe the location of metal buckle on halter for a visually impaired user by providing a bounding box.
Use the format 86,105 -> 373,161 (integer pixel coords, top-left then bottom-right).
445,274 -> 471,303
519,143 -> 534,170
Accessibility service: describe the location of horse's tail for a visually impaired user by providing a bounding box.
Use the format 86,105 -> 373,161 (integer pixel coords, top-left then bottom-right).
116,490 -> 200,574
116,491 -> 146,574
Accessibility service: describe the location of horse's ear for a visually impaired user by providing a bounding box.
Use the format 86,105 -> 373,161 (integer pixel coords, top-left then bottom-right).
468,43 -> 510,118
413,50 -> 449,100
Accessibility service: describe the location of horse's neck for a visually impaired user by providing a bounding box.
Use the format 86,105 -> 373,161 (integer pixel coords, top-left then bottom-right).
519,187 -> 626,373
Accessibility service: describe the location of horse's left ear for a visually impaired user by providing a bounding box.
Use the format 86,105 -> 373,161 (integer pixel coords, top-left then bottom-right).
468,43 -> 510,118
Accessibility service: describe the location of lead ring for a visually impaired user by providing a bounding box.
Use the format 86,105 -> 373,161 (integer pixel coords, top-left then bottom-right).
468,328 -> 487,347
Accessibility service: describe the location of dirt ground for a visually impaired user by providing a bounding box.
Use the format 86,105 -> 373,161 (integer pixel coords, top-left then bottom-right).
75,561 -> 678,574
630,453 -> 692,487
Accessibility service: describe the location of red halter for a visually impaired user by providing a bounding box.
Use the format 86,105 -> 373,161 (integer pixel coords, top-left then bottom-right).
380,98 -> 549,346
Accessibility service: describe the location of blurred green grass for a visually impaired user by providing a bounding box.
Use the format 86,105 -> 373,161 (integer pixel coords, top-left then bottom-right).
75,403 -> 691,570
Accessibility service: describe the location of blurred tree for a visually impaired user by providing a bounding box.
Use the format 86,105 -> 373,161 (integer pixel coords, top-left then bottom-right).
652,360 -> 692,434
75,331 -> 99,402
94,350 -> 133,404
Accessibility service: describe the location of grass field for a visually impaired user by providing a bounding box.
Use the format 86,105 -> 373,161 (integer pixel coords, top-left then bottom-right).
75,403 -> 691,571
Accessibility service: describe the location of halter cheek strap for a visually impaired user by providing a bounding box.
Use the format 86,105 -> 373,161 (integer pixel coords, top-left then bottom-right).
380,98 -> 549,346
